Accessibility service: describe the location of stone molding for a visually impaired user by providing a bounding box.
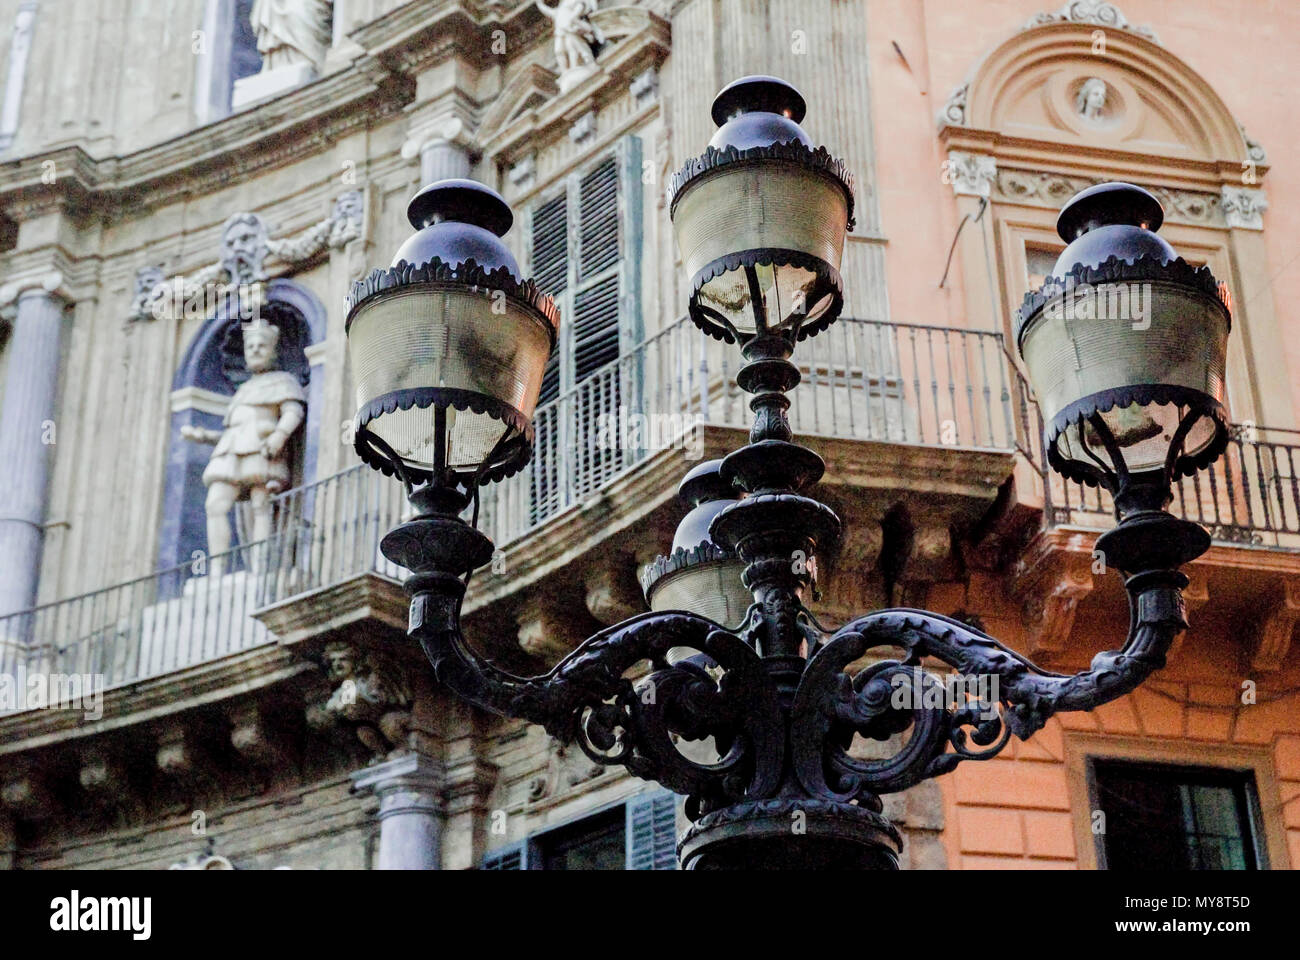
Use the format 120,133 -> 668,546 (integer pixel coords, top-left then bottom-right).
993,167 -> 1227,228
128,191 -> 363,323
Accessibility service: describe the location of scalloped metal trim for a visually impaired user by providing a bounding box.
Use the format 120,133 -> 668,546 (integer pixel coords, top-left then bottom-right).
667,140 -> 857,231
345,256 -> 561,344
1044,383 -> 1229,488
639,542 -> 736,598
354,386 -> 534,486
687,248 -> 845,345
1015,254 -> 1230,346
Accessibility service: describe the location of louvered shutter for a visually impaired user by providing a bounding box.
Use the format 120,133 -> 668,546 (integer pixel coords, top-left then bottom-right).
625,789 -> 679,870
532,193 -> 568,407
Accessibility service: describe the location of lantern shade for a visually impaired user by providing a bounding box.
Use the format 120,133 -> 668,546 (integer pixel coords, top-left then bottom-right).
668,76 -> 855,344
642,460 -> 751,627
345,180 -> 559,485
1016,183 -> 1231,491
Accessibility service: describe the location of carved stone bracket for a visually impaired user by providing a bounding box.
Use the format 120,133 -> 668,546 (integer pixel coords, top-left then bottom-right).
1250,577 -> 1300,673
946,151 -> 996,198
1221,185 -> 1268,230
1011,547 -> 1096,660
128,191 -> 364,322
584,560 -> 646,626
304,640 -> 414,761
229,702 -> 288,767
516,600 -> 585,661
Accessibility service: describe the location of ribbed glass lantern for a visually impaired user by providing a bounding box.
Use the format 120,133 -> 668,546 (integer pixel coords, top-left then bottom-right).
668,76 -> 855,345
1016,182 -> 1231,511
346,180 -> 559,486
641,460 -> 751,628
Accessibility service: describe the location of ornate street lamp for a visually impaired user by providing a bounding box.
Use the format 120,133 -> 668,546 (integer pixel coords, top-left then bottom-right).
348,79 -> 1232,870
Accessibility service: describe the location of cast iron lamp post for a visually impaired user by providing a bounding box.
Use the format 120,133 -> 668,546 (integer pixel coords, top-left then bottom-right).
345,77 -> 1232,869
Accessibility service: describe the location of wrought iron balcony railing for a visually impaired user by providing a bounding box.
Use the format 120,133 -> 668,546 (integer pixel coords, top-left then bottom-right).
0,317 -> 1035,704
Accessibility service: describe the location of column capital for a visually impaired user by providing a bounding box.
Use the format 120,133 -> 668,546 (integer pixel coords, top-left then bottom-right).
400,113 -> 477,163
0,269 -> 68,308
351,751 -> 443,810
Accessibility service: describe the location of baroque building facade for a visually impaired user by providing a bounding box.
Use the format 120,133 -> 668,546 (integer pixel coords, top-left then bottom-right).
0,0 -> 1296,870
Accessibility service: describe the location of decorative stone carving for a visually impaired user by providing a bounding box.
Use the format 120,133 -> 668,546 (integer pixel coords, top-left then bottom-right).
1251,577 -> 1300,673
1,773 -> 50,819
937,81 -> 968,127
536,0 -> 605,93
1024,1 -> 1158,43
630,66 -> 659,105
229,702 -> 286,766
568,108 -> 597,144
1221,185 -> 1268,230
1074,77 -> 1108,122
180,321 -> 306,575
527,735 -> 606,802
945,151 -> 996,198
584,562 -> 645,625
508,152 -> 537,190
1011,549 -> 1095,659
517,603 -> 582,661
993,169 -> 1225,227
1239,124 -> 1267,166
156,727 -> 209,779
306,641 -> 413,761
128,192 -> 363,322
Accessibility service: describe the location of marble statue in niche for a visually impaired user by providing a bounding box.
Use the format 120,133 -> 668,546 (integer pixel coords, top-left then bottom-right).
536,0 -> 605,92
249,0 -> 332,72
1075,77 -> 1109,122
181,320 -> 306,575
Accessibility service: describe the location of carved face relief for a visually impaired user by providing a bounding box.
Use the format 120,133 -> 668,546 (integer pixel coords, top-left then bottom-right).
220,213 -> 270,284
1075,77 -> 1108,122
323,642 -> 356,680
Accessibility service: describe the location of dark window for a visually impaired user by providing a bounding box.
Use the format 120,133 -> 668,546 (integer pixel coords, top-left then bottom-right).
1091,759 -> 1261,870
538,807 -> 625,870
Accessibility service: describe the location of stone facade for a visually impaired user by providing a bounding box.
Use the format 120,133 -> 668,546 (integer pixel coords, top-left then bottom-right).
0,0 -> 1297,870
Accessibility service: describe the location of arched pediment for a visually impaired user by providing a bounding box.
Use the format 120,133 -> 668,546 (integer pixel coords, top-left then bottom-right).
945,19 -> 1252,168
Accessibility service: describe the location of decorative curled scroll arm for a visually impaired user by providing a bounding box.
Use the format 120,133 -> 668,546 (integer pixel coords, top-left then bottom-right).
791,568 -> 1188,798
409,579 -> 782,809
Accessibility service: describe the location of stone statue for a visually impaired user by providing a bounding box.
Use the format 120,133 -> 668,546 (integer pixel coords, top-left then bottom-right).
535,0 -> 604,89
1075,77 -> 1108,122
181,321 -> 306,575
249,0 -> 332,73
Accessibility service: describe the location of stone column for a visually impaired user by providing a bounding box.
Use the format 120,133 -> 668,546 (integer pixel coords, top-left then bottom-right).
0,272 -> 69,616
351,752 -> 444,870
402,116 -> 475,186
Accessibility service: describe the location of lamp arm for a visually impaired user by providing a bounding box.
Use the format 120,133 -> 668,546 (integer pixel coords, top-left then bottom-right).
789,567 -> 1188,799
407,571 -> 784,808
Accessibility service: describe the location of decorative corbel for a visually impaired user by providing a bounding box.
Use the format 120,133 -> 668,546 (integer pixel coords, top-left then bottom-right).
229,702 -> 288,767
1011,548 -> 1096,660
1250,576 -> 1300,673
516,599 -> 585,662
583,559 -> 645,626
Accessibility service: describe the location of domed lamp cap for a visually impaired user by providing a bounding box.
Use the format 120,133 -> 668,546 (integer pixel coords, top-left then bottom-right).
393,179 -> 520,275
711,75 -> 808,127
1056,181 -> 1164,241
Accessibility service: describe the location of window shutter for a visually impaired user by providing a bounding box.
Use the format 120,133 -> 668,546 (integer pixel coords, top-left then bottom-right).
482,839 -> 530,870
625,789 -> 679,870
531,193 -> 568,406
578,157 -> 620,280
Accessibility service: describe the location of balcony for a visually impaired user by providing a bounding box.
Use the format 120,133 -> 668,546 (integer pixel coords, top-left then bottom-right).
0,315 -> 1133,711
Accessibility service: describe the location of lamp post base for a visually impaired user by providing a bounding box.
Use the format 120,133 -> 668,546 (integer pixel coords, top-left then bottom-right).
678,797 -> 902,870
